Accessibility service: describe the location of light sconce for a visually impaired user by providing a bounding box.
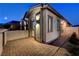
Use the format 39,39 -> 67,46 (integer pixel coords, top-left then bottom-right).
36,14 -> 40,21
61,21 -> 65,24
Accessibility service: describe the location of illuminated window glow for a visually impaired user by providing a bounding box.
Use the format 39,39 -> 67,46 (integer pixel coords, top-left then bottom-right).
36,14 -> 40,21
36,23 -> 40,28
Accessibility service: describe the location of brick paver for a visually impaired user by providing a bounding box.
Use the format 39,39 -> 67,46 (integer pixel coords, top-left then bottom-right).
51,33 -> 72,48
1,37 -> 70,56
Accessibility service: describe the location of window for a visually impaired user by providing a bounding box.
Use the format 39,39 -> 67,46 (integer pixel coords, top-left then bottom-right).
36,14 -> 40,21
36,12 -> 40,20
48,15 -> 53,32
57,18 -> 60,31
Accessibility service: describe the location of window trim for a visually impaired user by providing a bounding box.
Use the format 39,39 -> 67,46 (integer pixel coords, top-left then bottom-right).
57,18 -> 60,31
48,15 -> 53,32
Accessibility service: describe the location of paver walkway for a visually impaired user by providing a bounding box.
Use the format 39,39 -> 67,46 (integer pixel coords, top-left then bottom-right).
1,37 -> 70,56
49,33 -> 73,56
51,33 -> 72,48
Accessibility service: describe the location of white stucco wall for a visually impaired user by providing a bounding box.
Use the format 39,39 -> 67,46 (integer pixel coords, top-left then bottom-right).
29,7 -> 41,40
29,6 -> 59,43
5,30 -> 28,41
45,9 -> 59,43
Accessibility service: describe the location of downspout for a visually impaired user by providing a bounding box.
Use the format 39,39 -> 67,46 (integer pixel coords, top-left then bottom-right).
40,3 -> 44,42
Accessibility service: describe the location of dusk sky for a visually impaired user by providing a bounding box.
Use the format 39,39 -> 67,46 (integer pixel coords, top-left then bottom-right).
0,3 -> 79,25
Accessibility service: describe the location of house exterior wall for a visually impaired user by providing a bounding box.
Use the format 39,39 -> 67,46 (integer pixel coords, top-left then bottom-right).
42,9 -> 47,42
29,7 -> 60,43
29,7 -> 42,42
27,5 -> 71,43
45,9 -> 59,43
29,7 -> 70,43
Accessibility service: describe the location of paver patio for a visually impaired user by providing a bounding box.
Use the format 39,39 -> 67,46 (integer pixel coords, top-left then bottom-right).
51,32 -> 72,48
1,37 -> 70,56
50,32 -> 74,56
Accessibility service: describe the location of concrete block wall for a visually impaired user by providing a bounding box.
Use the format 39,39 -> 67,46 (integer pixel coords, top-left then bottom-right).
0,30 -> 29,55
5,30 -> 28,41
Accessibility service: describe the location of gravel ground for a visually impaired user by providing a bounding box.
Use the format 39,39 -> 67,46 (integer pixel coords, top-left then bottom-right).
1,37 -> 70,56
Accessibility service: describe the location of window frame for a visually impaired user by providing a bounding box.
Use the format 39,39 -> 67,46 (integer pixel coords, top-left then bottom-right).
57,18 -> 60,31
48,15 -> 53,32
